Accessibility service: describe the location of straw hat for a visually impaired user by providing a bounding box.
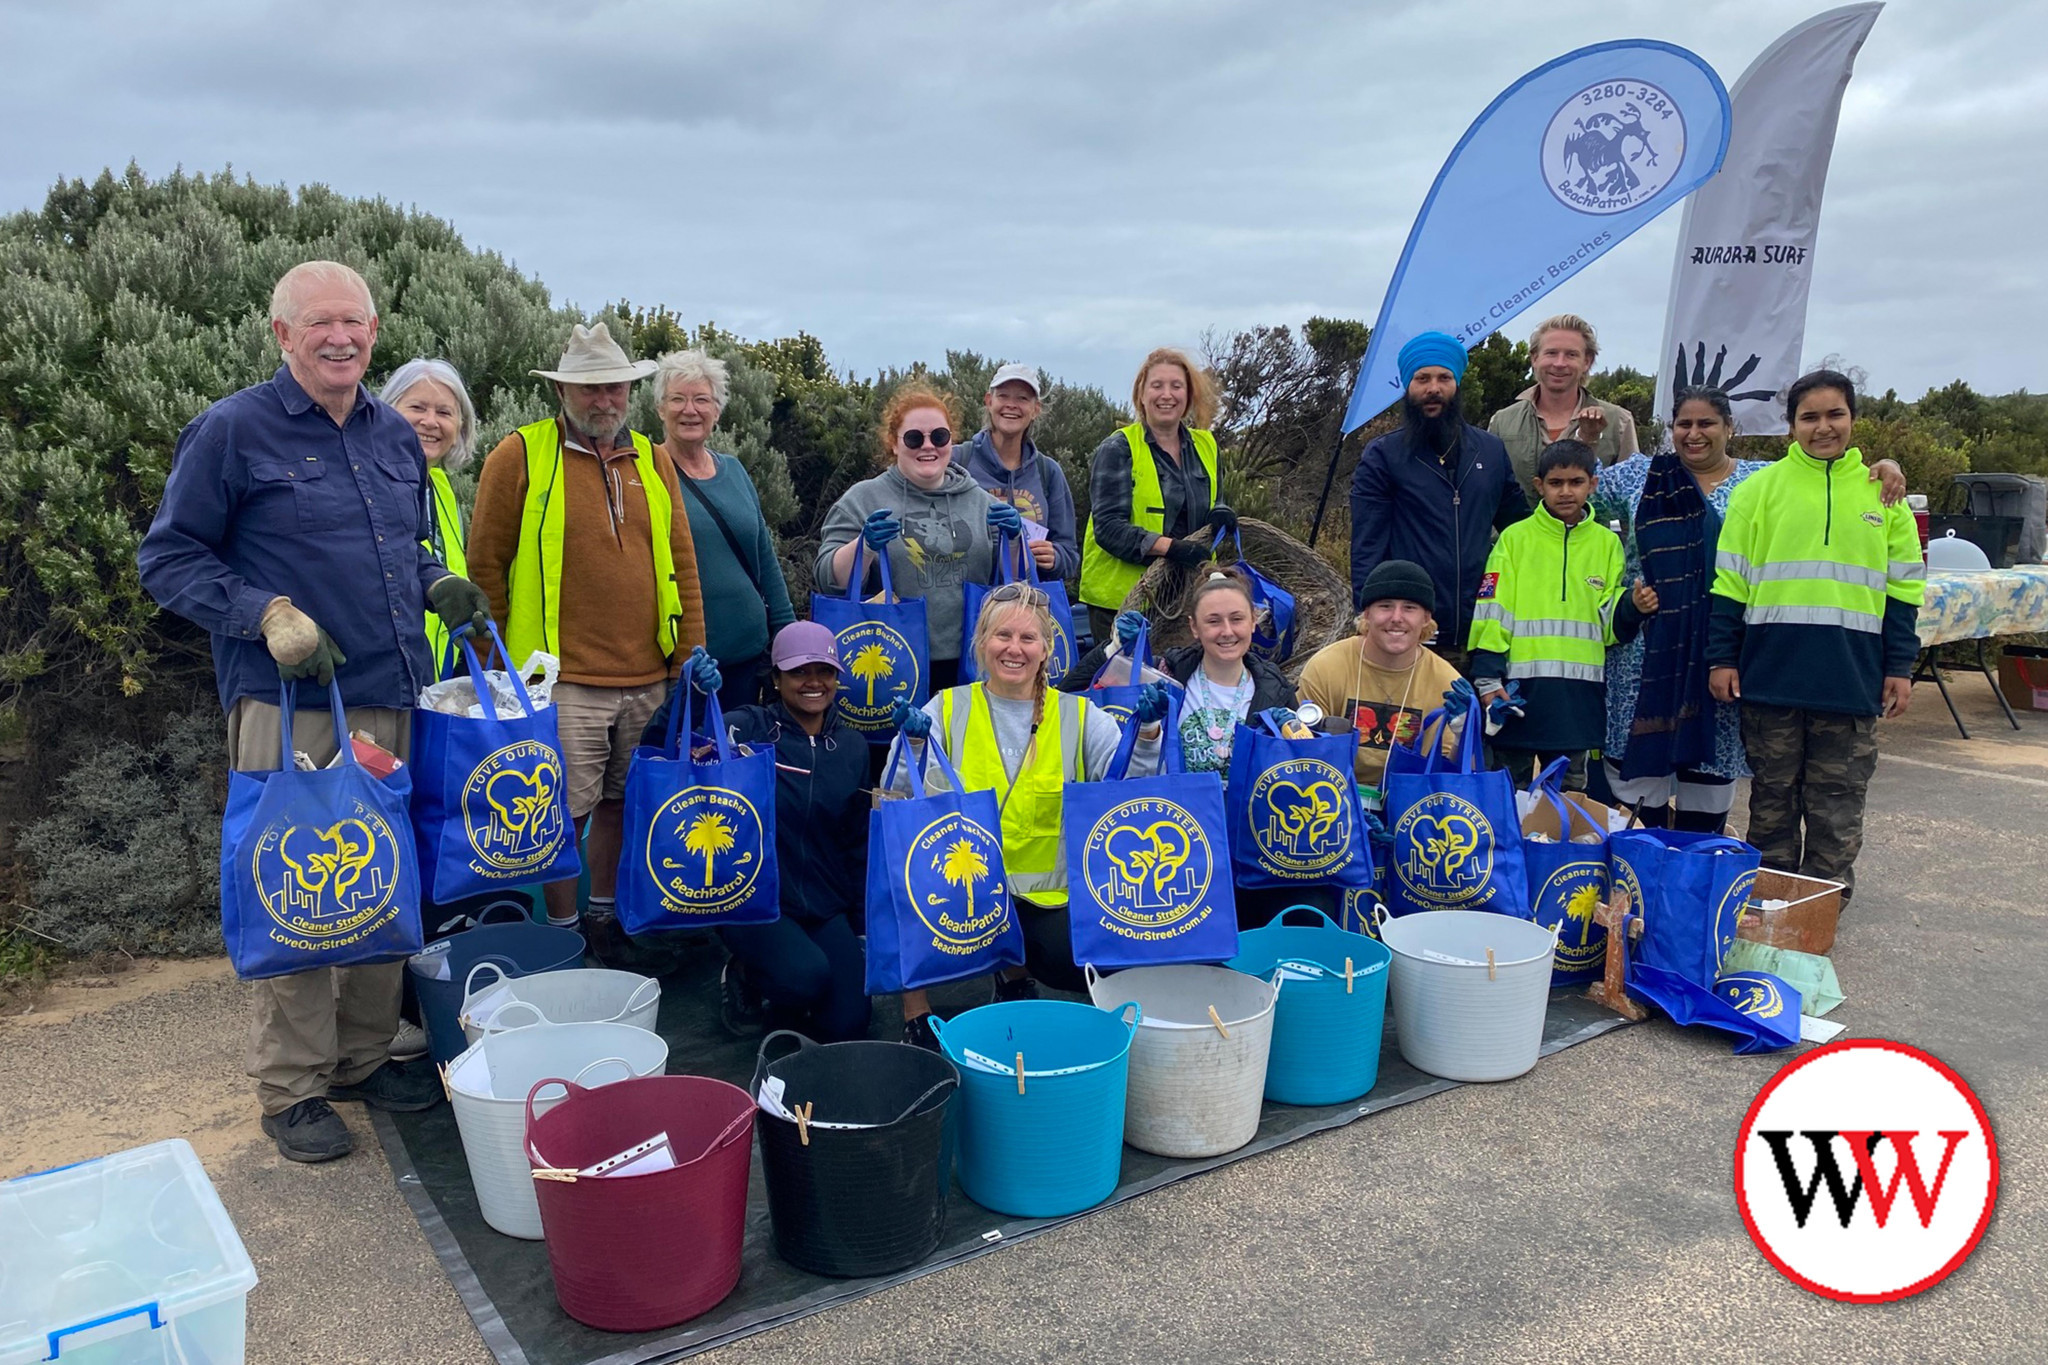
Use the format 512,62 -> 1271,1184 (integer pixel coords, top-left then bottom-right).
530,322 -> 658,385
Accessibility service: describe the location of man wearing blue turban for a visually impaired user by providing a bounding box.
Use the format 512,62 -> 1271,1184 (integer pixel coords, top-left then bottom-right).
1348,331 -> 1528,672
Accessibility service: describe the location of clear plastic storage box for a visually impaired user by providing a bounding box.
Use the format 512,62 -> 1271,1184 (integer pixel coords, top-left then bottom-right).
0,1139 -> 258,1364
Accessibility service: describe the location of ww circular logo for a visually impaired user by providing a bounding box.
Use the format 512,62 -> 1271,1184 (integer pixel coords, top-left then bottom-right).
1543,79 -> 1686,214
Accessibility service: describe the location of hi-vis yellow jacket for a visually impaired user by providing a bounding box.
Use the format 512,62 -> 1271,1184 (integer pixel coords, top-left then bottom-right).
1708,444 -> 1925,716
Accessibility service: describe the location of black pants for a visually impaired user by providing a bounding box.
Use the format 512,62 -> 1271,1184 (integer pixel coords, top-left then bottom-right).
1234,885 -> 1343,931
719,912 -> 871,1043
1086,606 -> 1119,654
1020,898 -> 1087,993
715,651 -> 769,712
1499,748 -> 1589,793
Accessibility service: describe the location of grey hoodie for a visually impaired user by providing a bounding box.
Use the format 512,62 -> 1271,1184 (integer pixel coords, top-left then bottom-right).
815,464 -> 998,662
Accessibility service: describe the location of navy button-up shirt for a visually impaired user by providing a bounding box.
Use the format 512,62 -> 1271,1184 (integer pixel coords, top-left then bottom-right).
139,366 -> 449,713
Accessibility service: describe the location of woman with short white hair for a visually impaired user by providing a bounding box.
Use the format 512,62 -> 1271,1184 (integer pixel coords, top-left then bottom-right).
380,358 -> 480,677
654,348 -> 795,708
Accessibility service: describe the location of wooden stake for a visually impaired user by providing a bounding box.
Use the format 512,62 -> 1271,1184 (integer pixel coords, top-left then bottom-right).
1586,886 -> 1649,1021
1015,1052 -> 1026,1095
1207,1005 -> 1231,1039
1345,957 -> 1355,994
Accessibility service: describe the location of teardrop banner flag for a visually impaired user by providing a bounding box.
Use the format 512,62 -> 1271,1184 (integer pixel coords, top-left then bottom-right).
1653,4 -> 1883,437
1341,41 -> 1731,433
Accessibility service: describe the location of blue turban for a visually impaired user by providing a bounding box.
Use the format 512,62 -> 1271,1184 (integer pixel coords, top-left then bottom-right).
1397,331 -> 1468,387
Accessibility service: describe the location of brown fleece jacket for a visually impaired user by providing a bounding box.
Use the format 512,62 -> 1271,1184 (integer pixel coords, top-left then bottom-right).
467,420 -> 706,686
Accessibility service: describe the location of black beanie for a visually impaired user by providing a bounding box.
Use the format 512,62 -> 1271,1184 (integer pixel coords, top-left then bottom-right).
1358,559 -> 1437,614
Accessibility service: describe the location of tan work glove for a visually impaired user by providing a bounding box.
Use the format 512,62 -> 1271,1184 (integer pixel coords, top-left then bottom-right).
261,598 -> 346,686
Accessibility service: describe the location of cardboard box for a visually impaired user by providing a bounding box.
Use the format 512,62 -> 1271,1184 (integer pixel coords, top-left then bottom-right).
1998,652 -> 2048,712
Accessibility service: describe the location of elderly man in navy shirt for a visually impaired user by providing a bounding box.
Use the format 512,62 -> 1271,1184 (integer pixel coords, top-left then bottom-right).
140,260 -> 492,1164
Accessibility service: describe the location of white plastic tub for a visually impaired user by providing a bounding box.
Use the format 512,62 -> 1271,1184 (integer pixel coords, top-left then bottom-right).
458,964 -> 660,1046
1380,911 -> 1556,1082
1085,964 -> 1278,1158
445,1021 -> 669,1239
0,1138 -> 257,1364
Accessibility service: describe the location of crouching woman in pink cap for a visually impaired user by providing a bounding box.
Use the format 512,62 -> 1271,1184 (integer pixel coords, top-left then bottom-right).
640,621 -> 873,1041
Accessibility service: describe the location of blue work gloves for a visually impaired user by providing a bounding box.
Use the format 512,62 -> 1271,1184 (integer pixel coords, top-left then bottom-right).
1133,683 -> 1172,725
1114,610 -> 1146,651
683,646 -> 723,696
861,509 -> 902,549
1443,678 -> 1526,734
986,501 -> 1025,537
891,698 -> 933,738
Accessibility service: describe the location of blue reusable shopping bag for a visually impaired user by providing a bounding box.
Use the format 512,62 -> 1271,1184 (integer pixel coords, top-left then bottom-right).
1226,708 -> 1374,892
1065,701 -> 1238,969
864,739 -> 1024,993
960,530 -> 1079,686
1520,756 -> 1608,984
1082,614 -> 1182,724
1229,528 -> 1299,663
410,622 -> 580,902
1609,828 -> 1758,989
1627,961 -> 1802,1055
811,539 -> 931,746
1381,704 -> 1530,918
219,682 -> 423,981
616,687 -> 780,932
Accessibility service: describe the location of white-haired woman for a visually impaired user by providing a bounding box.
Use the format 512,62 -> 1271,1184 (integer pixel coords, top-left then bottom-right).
655,348 -> 795,708
381,358 -> 479,678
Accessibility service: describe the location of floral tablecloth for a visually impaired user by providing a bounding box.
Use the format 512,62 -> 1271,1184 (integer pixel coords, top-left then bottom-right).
1918,564 -> 2048,646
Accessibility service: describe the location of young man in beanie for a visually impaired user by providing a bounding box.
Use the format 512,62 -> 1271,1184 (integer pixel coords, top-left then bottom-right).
1297,559 -> 1464,810
1349,331 -> 1527,673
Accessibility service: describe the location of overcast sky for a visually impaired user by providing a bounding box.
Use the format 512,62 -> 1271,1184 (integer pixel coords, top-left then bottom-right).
2,0 -> 2041,402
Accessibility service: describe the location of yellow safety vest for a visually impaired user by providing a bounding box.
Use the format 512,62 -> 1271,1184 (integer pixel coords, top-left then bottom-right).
937,684 -> 1089,907
422,465 -> 469,679
1079,422 -> 1220,610
503,419 -> 683,665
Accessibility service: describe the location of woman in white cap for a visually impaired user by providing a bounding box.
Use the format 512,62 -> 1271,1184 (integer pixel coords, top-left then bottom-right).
952,362 -> 1082,580
640,621 -> 873,1041
379,358 -> 479,678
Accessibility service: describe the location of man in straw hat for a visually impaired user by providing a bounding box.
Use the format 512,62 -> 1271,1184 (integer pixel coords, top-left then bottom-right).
469,322 -> 706,957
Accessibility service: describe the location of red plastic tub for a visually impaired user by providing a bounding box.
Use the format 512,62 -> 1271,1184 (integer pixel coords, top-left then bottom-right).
524,1074 -> 754,1331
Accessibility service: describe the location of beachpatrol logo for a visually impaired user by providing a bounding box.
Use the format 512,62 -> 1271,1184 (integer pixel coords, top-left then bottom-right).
645,785 -> 764,916
1248,757 -> 1353,878
1736,1040 -> 1999,1302
834,620 -> 921,732
1392,792 -> 1495,909
462,740 -> 567,876
1531,859 -> 1606,972
1083,796 -> 1215,937
1545,80 -> 1686,214
904,812 -> 1011,955
252,802 -> 404,941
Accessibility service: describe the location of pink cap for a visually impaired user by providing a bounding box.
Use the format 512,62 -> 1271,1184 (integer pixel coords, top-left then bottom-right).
771,621 -> 842,673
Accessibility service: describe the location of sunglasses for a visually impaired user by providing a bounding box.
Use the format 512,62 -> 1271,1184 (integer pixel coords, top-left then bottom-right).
900,427 -> 951,450
986,582 -> 1049,606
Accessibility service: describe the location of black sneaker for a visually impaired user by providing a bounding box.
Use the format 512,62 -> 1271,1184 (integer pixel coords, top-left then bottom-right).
327,1060 -> 443,1113
993,975 -> 1041,1004
719,960 -> 765,1038
902,1012 -> 943,1053
261,1098 -> 354,1163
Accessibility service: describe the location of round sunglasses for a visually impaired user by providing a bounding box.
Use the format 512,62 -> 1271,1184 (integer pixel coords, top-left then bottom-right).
899,427 -> 952,450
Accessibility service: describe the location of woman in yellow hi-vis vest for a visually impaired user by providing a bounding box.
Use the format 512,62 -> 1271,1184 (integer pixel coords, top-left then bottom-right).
381,359 -> 479,680
1078,347 -> 1237,646
881,584 -> 1169,1051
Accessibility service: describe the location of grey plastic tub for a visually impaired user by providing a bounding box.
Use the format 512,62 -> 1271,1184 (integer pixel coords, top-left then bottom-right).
1380,912 -> 1556,1082
1085,963 -> 1278,1158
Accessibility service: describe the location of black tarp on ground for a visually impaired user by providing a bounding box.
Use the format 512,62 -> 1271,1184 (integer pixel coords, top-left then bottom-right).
373,941 -> 1632,1365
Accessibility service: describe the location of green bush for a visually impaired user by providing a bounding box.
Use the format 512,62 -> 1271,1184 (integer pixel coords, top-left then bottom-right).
18,708 -> 226,956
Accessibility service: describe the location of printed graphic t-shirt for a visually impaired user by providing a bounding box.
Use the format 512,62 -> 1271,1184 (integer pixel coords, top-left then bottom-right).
1294,639 -> 1464,792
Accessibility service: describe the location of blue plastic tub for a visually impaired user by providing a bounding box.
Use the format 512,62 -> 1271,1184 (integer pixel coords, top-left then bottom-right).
408,916 -> 585,1065
930,999 -> 1140,1218
1225,905 -> 1390,1105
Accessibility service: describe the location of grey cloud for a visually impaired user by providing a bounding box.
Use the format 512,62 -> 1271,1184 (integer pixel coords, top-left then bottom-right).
2,0 -> 2042,399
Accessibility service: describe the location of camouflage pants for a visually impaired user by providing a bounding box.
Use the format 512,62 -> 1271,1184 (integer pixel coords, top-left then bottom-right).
1739,704 -> 1879,900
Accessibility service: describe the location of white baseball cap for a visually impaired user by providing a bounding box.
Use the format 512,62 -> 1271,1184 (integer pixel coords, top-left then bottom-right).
988,363 -> 1042,396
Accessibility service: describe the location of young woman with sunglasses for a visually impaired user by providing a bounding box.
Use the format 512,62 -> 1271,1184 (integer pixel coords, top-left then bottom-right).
882,584 -> 1171,1050
816,382 -> 1005,693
